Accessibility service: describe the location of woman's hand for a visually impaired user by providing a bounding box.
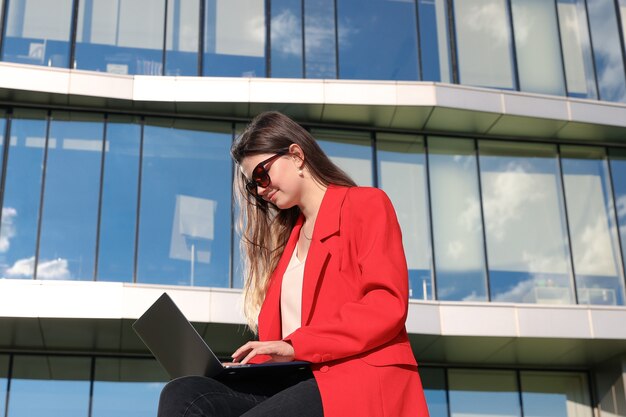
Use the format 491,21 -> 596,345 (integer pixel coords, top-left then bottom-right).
231,340 -> 295,364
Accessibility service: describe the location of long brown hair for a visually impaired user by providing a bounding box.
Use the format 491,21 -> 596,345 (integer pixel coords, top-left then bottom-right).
231,111 -> 356,332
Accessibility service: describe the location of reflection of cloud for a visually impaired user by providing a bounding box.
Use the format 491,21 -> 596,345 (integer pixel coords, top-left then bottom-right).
616,195 -> 626,219
483,162 -> 544,241
0,207 -> 17,253
492,278 -> 535,302
464,1 -> 511,46
271,9 -> 301,55
575,213 -> 618,275
522,251 -> 567,274
5,256 -> 71,280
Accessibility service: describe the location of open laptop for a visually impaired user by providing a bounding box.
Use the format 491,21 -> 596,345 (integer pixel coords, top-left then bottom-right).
132,292 -> 311,381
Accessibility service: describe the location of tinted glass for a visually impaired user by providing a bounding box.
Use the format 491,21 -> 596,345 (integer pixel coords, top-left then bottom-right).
520,371 -> 592,417
448,369 -> 521,417
511,0 -> 566,96
0,111 -> 47,279
38,113 -> 104,280
453,0 -> 516,89
96,116 -> 141,282
75,0 -> 166,75
479,141 -> 574,304
271,0 -> 303,78
92,358 -> 167,417
203,0 -> 265,77
418,0 -> 452,82
137,119 -> 232,287
377,133 -> 433,300
0,111 -> 4,177
305,0 -> 337,78
429,137 -> 488,301
587,0 -> 626,102
561,146 -> 626,306
7,355 -> 91,417
0,354 -> 7,415
557,0 -> 598,99
2,0 -> 72,67
165,0 -> 200,76
420,367 -> 449,417
337,0 -> 419,81
232,123 -> 246,289
311,129 -> 372,186
609,148 -> 626,303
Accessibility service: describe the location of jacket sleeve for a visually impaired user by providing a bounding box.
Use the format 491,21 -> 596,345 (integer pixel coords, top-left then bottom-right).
284,188 -> 410,363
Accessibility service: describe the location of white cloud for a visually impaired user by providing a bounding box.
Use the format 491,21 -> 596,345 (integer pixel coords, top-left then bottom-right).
0,207 -> 18,253
5,256 -> 71,280
271,9 -> 301,56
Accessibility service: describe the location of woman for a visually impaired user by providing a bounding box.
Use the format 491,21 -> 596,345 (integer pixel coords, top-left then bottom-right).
157,111 -> 430,417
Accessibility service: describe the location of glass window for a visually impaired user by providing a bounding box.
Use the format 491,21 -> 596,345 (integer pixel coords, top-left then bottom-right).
92,358 -> 167,417
520,371 -> 592,417
136,119 -> 232,287
75,0 -> 166,75
7,355 -> 91,417
429,137 -> 487,301
165,0 -> 200,76
232,123 -> 246,289
203,0 -> 266,77
304,0 -> 336,78
479,141 -> 574,304
587,0 -> 626,103
609,148 -> 626,305
448,369 -> 521,417
511,0 -> 566,96
0,111 -> 4,188
337,0 -> 419,81
418,0 -> 452,83
377,133 -> 433,300
38,112 -> 104,280
557,0 -> 598,99
311,129 -> 372,186
270,0 -> 303,78
0,354 -> 8,414
453,0 -> 516,89
0,111 -> 47,280
421,367 -> 449,417
561,146 -> 626,306
96,116 -> 141,282
1,0 -> 72,67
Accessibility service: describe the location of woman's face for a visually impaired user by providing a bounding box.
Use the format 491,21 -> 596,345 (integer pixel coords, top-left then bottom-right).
240,151 -> 302,209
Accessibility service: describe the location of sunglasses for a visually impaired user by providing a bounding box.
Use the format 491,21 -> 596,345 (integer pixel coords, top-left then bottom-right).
245,151 -> 289,197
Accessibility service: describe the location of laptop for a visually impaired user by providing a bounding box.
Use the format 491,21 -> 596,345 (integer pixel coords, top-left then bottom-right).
132,292 -> 311,381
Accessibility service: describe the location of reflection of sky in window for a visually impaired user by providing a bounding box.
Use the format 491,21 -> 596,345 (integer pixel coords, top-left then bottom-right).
561,147 -> 626,306
165,0 -> 200,76
419,0 -> 452,82
429,137 -> 488,302
420,368 -> 449,417
587,0 -> 626,103
92,381 -> 164,417
0,116 -> 47,280
38,118 -> 104,280
305,0 -> 337,78
449,369 -> 521,417
9,379 -> 90,417
609,150 -> 626,303
337,0 -> 419,80
479,142 -> 574,304
520,372 -> 592,417
96,121 -> 141,282
271,0 -> 303,78
137,123 -> 232,287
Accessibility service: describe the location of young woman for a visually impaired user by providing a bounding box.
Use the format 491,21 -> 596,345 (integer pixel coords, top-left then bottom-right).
157,111 -> 430,417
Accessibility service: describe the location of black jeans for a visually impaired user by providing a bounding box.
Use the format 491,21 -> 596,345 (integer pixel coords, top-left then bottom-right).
157,376 -> 324,417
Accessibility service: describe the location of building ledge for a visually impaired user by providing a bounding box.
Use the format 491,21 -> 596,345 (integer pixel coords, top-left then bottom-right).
1,279 -> 625,367
0,62 -> 625,144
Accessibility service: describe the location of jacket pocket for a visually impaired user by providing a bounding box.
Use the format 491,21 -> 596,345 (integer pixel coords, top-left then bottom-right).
358,342 -> 418,367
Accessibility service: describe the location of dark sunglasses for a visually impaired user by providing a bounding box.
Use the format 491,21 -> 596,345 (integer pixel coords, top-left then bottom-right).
245,151 -> 289,196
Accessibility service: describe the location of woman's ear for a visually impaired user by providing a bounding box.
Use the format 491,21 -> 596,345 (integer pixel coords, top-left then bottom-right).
288,143 -> 305,167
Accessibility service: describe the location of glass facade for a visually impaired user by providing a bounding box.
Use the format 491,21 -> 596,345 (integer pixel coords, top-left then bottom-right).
0,111 -> 625,307
0,355 -> 597,417
0,0 -> 625,102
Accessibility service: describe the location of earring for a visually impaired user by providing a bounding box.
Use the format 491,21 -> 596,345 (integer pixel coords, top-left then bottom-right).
298,168 -> 304,177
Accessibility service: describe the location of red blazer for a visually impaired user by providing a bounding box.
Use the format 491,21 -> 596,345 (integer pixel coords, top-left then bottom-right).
257,185 -> 430,417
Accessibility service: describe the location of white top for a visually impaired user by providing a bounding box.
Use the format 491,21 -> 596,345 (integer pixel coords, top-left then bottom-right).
281,246 -> 306,338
